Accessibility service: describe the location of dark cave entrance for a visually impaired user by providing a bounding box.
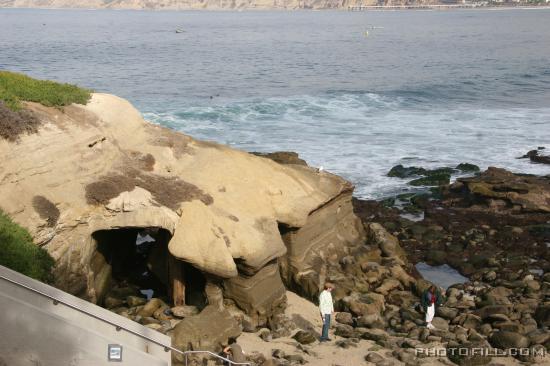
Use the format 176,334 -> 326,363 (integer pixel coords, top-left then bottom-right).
92,227 -> 207,308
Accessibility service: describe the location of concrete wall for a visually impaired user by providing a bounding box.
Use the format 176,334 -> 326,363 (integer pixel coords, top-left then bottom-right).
0,265 -> 172,366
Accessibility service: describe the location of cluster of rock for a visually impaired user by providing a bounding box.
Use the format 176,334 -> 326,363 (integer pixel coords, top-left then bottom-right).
2,91 -> 549,365
353,166 -> 550,365
521,147 -> 550,165
387,163 -> 480,188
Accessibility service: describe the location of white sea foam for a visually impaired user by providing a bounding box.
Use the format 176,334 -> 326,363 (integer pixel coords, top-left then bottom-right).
143,92 -> 550,199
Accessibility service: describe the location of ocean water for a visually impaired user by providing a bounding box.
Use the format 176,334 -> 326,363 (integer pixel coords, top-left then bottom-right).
1,9 -> 549,198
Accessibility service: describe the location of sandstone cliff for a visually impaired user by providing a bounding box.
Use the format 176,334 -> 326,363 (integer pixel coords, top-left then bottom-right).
0,0 -> 440,10
0,93 -> 366,329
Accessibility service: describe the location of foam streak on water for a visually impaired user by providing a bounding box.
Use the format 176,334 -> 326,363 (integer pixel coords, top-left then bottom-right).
144,92 -> 550,199
2,9 -> 550,199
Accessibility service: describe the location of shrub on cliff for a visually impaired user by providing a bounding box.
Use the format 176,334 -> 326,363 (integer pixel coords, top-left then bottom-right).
0,209 -> 54,283
0,71 -> 92,140
0,70 -> 91,111
0,101 -> 41,141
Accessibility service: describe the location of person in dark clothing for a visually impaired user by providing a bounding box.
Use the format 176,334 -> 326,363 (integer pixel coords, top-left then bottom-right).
421,285 -> 444,329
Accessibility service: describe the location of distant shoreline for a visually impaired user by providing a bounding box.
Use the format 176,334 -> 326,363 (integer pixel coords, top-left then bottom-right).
1,5 -> 550,12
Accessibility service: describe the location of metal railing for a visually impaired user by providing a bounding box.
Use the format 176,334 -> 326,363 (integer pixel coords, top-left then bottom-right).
0,271 -> 250,366
182,351 -> 250,366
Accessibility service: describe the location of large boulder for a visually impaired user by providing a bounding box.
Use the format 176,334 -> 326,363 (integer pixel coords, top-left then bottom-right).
223,262 -> 286,328
489,331 -> 530,349
456,167 -> 550,213
446,342 -> 492,366
367,223 -> 407,262
292,330 -> 316,345
278,185 -> 366,300
172,305 -> 241,353
534,303 -> 550,327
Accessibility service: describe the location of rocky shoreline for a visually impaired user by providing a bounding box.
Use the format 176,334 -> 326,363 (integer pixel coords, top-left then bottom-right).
94,161 -> 549,366
1,89 -> 548,365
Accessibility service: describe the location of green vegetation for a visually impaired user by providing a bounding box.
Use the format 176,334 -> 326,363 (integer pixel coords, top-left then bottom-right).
0,70 -> 91,111
409,173 -> 451,187
0,209 -> 54,283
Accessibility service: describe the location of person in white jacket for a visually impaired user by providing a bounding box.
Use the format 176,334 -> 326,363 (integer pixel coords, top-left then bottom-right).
318,282 -> 335,342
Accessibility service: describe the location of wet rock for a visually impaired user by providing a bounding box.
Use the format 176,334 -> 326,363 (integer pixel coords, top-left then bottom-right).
284,354 -> 305,364
339,293 -> 385,317
334,324 -> 356,338
141,316 -> 160,325
431,317 -> 449,331
478,323 -> 492,336
171,305 -> 199,318
409,173 -> 451,187
481,287 -> 512,306
292,330 -> 316,345
534,304 -> 550,327
387,165 -> 427,178
357,313 -> 386,329
269,314 -> 296,337
475,305 -> 511,320
467,329 -> 485,342
172,306 -> 240,354
425,250 -> 447,265
153,305 -> 172,321
247,352 -> 267,365
459,314 -> 482,330
361,328 -> 389,343
389,265 -> 415,288
272,349 -> 286,359
363,262 -> 390,283
335,339 -> 358,349
144,323 -> 163,331
483,271 -> 497,282
489,331 -> 530,349
365,352 -> 385,365
527,330 -> 550,345
104,295 -> 124,309
137,298 -> 165,318
523,149 -> 550,165
493,321 -> 524,333
456,163 -> 480,173
365,352 -> 385,363
483,313 -> 511,323
436,306 -> 458,320
258,328 -> 272,342
126,295 -> 146,307
375,279 -> 402,295
457,167 -> 550,213
393,349 -> 417,365
367,223 -> 407,262
446,341 -> 491,366
335,312 -> 353,326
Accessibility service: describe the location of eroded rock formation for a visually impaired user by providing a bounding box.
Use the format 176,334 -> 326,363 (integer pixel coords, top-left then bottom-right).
0,93 -> 366,335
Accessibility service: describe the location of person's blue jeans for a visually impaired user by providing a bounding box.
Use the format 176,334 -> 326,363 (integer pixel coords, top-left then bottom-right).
321,314 -> 331,341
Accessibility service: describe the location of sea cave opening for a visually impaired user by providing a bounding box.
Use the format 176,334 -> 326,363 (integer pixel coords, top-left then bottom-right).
92,227 -> 207,309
